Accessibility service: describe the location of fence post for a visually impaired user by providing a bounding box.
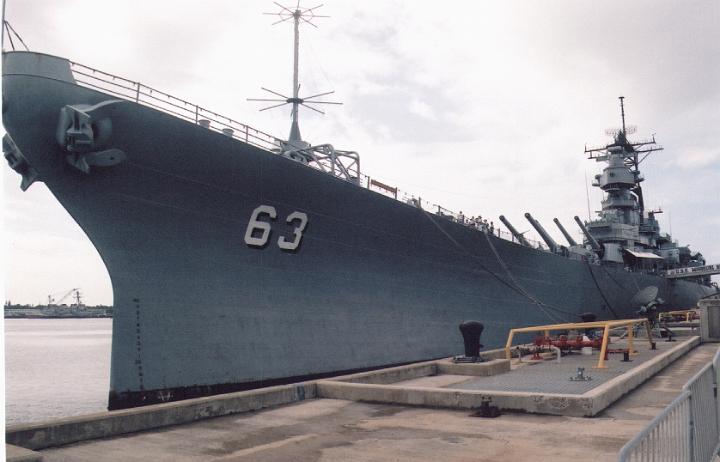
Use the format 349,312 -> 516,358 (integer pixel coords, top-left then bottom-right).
714,353 -> 720,458
689,392 -> 695,462
135,82 -> 140,103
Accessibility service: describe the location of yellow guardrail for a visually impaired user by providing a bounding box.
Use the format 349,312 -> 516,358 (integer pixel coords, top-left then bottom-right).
504,318 -> 654,369
658,309 -> 699,322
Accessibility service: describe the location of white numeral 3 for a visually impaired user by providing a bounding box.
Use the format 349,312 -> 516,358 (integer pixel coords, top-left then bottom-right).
244,205 -> 308,251
278,211 -> 308,250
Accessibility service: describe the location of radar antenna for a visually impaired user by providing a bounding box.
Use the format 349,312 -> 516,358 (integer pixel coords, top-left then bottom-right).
246,2 -> 361,185
248,2 -> 341,149
585,96 -> 664,167
583,97 -> 664,223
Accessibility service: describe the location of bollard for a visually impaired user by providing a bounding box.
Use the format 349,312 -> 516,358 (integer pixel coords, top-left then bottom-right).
471,396 -> 501,418
580,313 -> 598,323
580,312 -> 598,338
458,321 -> 484,359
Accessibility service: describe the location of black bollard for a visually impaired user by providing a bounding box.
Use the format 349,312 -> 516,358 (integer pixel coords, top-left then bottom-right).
580,313 -> 597,323
459,321 -> 484,359
471,396 -> 501,418
580,312 -> 598,338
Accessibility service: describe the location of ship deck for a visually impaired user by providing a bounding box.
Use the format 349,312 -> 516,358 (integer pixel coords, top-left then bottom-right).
6,336 -> 716,462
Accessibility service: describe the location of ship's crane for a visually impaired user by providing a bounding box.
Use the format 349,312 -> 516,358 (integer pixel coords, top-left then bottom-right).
47,288 -> 82,306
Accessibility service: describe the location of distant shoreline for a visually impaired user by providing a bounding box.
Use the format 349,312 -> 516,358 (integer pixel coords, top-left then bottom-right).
4,315 -> 113,319
4,305 -> 113,319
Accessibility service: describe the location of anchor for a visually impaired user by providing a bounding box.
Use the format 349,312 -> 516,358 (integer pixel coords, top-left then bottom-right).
3,134 -> 38,191
56,99 -> 127,173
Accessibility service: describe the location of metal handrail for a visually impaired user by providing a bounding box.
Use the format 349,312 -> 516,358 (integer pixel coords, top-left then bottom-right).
505,318 -> 653,369
618,348 -> 720,462
684,361 -> 716,393
67,58 -> 558,253
683,362 -> 719,462
617,390 -> 692,462
69,60 -> 280,152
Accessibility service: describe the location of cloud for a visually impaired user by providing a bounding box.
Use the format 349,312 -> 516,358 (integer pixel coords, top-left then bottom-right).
408,99 -> 435,120
4,0 -> 719,303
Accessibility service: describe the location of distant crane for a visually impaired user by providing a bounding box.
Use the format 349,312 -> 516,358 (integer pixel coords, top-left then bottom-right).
47,288 -> 83,307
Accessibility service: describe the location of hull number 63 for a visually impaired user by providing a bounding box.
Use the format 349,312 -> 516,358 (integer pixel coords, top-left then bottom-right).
244,205 -> 308,251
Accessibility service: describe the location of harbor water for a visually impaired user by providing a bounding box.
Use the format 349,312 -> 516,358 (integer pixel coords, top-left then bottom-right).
4,318 -> 111,425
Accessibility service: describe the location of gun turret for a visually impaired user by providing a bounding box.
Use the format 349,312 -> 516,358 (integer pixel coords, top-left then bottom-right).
524,213 -> 559,253
573,216 -> 601,251
553,218 -> 577,246
499,215 -> 531,247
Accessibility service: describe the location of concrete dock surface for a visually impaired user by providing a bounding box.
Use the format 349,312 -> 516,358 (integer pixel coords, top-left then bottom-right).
36,343 -> 716,462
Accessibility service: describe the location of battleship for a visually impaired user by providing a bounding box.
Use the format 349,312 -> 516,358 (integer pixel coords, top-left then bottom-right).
2,5 -> 718,410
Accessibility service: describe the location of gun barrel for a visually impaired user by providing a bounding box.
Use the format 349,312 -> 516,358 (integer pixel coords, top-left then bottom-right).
524,213 -> 559,253
553,218 -> 577,246
499,215 -> 530,247
573,216 -> 601,251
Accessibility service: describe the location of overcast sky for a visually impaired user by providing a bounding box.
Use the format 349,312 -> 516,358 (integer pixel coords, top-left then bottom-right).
2,0 -> 719,305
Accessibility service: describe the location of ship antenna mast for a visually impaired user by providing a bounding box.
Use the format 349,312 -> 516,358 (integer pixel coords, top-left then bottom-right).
247,2 -> 361,185
248,2 -> 341,148
584,97 -> 664,223
1,0 -> 30,52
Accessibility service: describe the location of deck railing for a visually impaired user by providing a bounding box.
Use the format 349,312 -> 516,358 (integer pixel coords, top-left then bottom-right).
69,61 -> 281,152
685,362 -> 720,462
618,348 -> 720,462
68,59 -> 547,252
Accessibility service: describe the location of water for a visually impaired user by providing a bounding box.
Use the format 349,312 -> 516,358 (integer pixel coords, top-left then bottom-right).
4,318 -> 112,425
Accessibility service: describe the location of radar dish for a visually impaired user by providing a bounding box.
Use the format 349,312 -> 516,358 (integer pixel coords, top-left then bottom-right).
605,126 -> 637,137
630,286 -> 659,307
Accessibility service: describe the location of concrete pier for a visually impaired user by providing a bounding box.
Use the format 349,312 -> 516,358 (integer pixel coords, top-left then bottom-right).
6,338 -> 716,461
316,337 -> 697,417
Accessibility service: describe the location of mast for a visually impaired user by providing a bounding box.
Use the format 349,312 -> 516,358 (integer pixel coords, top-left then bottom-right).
581,98 -> 665,262
2,0 -> 6,50
247,2 -> 361,185
618,96 -> 644,216
248,2 -> 339,149
2,1 -> 29,52
290,8 -> 301,142
584,97 -> 663,222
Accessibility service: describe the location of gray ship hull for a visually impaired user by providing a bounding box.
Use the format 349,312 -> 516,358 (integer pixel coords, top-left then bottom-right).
3,52 -> 715,409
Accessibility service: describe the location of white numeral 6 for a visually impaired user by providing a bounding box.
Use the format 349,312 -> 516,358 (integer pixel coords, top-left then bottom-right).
244,205 -> 277,247
244,205 -> 309,251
